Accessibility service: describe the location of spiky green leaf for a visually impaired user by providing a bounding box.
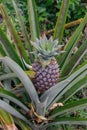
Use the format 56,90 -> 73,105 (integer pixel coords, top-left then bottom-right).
60,76 -> 87,103
0,88 -> 29,112
0,27 -> 24,68
0,44 -> 6,56
61,39 -> 87,76
0,56 -> 39,106
27,0 -> 40,41
0,99 -> 29,123
11,0 -> 34,62
59,13 -> 87,71
43,117 -> 87,129
0,4 -> 30,64
50,98 -> 87,118
53,0 -> 69,43
17,119 -> 32,130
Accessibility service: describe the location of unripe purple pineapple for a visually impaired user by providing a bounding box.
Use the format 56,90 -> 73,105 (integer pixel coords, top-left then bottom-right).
31,35 -> 63,93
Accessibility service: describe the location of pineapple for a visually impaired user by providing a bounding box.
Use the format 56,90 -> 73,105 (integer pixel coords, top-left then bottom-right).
31,35 -> 63,93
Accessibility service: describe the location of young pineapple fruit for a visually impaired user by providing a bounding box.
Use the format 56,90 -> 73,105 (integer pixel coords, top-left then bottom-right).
31,35 -> 63,93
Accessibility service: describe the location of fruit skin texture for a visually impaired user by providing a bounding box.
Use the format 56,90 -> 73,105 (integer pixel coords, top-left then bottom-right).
32,59 -> 59,92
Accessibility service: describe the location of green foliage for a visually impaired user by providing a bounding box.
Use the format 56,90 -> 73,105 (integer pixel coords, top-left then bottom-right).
2,0 -> 86,31
0,27 -> 24,68
36,0 -> 86,30
53,0 -> 69,42
0,109 -> 18,130
27,0 -> 40,41
0,0 -> 87,130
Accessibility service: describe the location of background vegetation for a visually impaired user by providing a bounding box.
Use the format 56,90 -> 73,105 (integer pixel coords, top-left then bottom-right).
0,0 -> 87,130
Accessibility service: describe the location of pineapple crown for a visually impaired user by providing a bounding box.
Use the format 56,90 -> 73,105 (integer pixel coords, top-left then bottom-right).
31,35 -> 64,61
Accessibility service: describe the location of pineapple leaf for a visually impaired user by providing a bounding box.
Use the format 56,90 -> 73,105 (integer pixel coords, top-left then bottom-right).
60,76 -> 87,103
11,0 -> 34,62
17,119 -> 32,130
0,109 -> 14,125
71,50 -> 87,73
40,80 -> 69,108
43,117 -> 87,129
48,69 -> 87,109
50,98 -> 87,118
0,27 -> 24,68
0,4 -> 30,64
0,71 -> 35,81
28,0 -> 40,41
71,60 -> 87,75
0,43 -> 6,56
0,57 -> 40,106
61,39 -> 87,76
0,88 -> 29,112
53,0 -> 69,43
0,99 -> 29,123
0,73 -> 18,81
59,13 -> 87,70
0,109 -> 18,130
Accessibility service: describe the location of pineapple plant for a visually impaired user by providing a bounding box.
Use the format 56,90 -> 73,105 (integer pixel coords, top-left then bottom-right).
31,35 -> 63,92
0,0 -> 87,130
